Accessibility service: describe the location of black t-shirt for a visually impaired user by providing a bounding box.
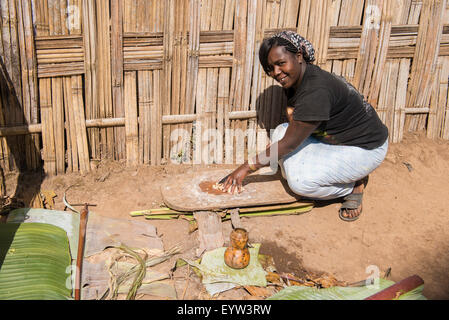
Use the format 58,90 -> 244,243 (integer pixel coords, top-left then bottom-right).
285,63 -> 389,150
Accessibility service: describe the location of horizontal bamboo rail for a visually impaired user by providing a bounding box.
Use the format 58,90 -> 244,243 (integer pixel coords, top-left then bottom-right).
0,110 -> 259,136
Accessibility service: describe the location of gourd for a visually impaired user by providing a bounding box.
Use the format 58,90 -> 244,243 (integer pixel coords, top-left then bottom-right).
224,228 -> 250,269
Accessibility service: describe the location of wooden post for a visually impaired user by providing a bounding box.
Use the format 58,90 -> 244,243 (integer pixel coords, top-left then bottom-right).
193,211 -> 224,257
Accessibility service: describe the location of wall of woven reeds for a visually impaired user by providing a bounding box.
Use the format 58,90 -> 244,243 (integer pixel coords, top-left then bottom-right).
0,0 -> 448,175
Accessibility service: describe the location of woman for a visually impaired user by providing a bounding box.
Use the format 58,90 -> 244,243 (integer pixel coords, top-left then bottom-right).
218,31 -> 389,222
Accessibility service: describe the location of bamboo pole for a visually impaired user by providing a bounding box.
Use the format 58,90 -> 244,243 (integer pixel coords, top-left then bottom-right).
367,0 -> 392,108
393,59 -> 411,143
17,0 -> 40,170
82,0 -> 99,161
8,0 -> 23,107
0,0 -> 22,172
426,63 -> 442,139
229,0 -> 247,165
138,70 -> 151,164
111,0 -> 125,161
100,0 -> 114,160
162,0 -> 174,162
390,0 -> 413,143
151,69 -> 162,165
441,57 -> 449,140
124,71 -> 139,166
49,1 -> 66,175
169,0 -> 182,161
353,0 -> 383,96
51,78 -> 65,174
71,75 -> 90,174
63,77 -> 74,172
97,0 -> 107,159
178,0 -> 190,164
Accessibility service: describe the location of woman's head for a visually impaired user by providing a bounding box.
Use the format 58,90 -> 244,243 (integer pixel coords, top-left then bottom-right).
259,31 -> 315,89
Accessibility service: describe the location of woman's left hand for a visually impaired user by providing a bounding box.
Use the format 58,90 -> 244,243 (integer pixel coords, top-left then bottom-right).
217,164 -> 252,194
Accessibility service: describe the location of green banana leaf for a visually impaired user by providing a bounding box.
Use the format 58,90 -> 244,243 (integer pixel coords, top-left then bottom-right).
0,223 -> 73,300
267,278 -> 426,300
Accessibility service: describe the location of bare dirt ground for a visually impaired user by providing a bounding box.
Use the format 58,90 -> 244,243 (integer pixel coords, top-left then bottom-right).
5,131 -> 449,300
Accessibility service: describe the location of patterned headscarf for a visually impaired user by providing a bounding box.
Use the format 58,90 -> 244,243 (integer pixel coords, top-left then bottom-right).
272,31 -> 315,63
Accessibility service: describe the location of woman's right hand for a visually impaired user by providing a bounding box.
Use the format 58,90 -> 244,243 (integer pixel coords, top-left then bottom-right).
217,164 -> 252,195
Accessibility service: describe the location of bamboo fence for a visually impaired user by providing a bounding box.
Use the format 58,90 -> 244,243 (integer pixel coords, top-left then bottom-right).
0,0 -> 448,175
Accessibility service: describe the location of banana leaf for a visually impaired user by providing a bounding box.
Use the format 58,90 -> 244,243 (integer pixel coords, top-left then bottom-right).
266,278 -> 426,300
0,223 -> 73,300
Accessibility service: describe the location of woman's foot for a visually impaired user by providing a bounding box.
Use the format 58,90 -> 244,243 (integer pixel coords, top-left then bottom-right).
339,176 -> 369,221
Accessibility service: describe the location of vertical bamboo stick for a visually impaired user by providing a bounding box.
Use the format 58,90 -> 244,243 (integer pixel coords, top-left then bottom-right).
229,0 -> 247,164
353,0 -> 383,97
111,0 -> 125,161
248,0 -> 264,158
297,0 -> 311,37
162,0 -> 174,162
178,0 -> 190,163
60,0 -> 68,35
205,67 -> 218,164
52,1 -> 65,174
268,0 -> 284,132
216,68 -> 230,164
8,0 -> 23,108
83,0 -> 99,161
170,0 -> 182,161
186,0 -> 200,164
393,59 -> 410,143
0,62 -> 12,171
0,80 -> 8,171
241,0 -> 257,162
390,0 -> 412,143
17,0 -> 32,170
63,77 -> 75,172
145,71 -> 152,164
71,75 -> 90,174
440,58 -> 449,140
151,69 -> 162,165
136,0 -> 145,32
51,77 -> 65,174
194,68 -> 206,164
138,70 -> 152,164
367,0 -> 392,107
124,71 -> 139,166
102,0 -> 114,160
1,0 -> 23,171
222,0 -> 235,164
426,63 -> 442,139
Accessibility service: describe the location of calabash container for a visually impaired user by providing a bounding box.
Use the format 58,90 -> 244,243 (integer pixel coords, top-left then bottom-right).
224,228 -> 250,269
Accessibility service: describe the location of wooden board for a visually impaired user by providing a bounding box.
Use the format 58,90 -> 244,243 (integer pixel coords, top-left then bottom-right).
161,169 -> 302,211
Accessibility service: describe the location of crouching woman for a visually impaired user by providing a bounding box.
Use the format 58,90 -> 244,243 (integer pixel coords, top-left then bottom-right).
219,31 -> 389,222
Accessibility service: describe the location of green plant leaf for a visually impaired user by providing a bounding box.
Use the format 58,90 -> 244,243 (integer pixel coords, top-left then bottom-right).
0,223 -> 73,300
267,278 -> 427,300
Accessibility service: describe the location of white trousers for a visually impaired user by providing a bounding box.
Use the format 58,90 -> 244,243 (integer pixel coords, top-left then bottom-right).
272,123 -> 389,200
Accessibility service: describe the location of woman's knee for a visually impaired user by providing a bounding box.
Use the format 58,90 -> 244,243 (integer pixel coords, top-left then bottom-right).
286,176 -> 320,197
